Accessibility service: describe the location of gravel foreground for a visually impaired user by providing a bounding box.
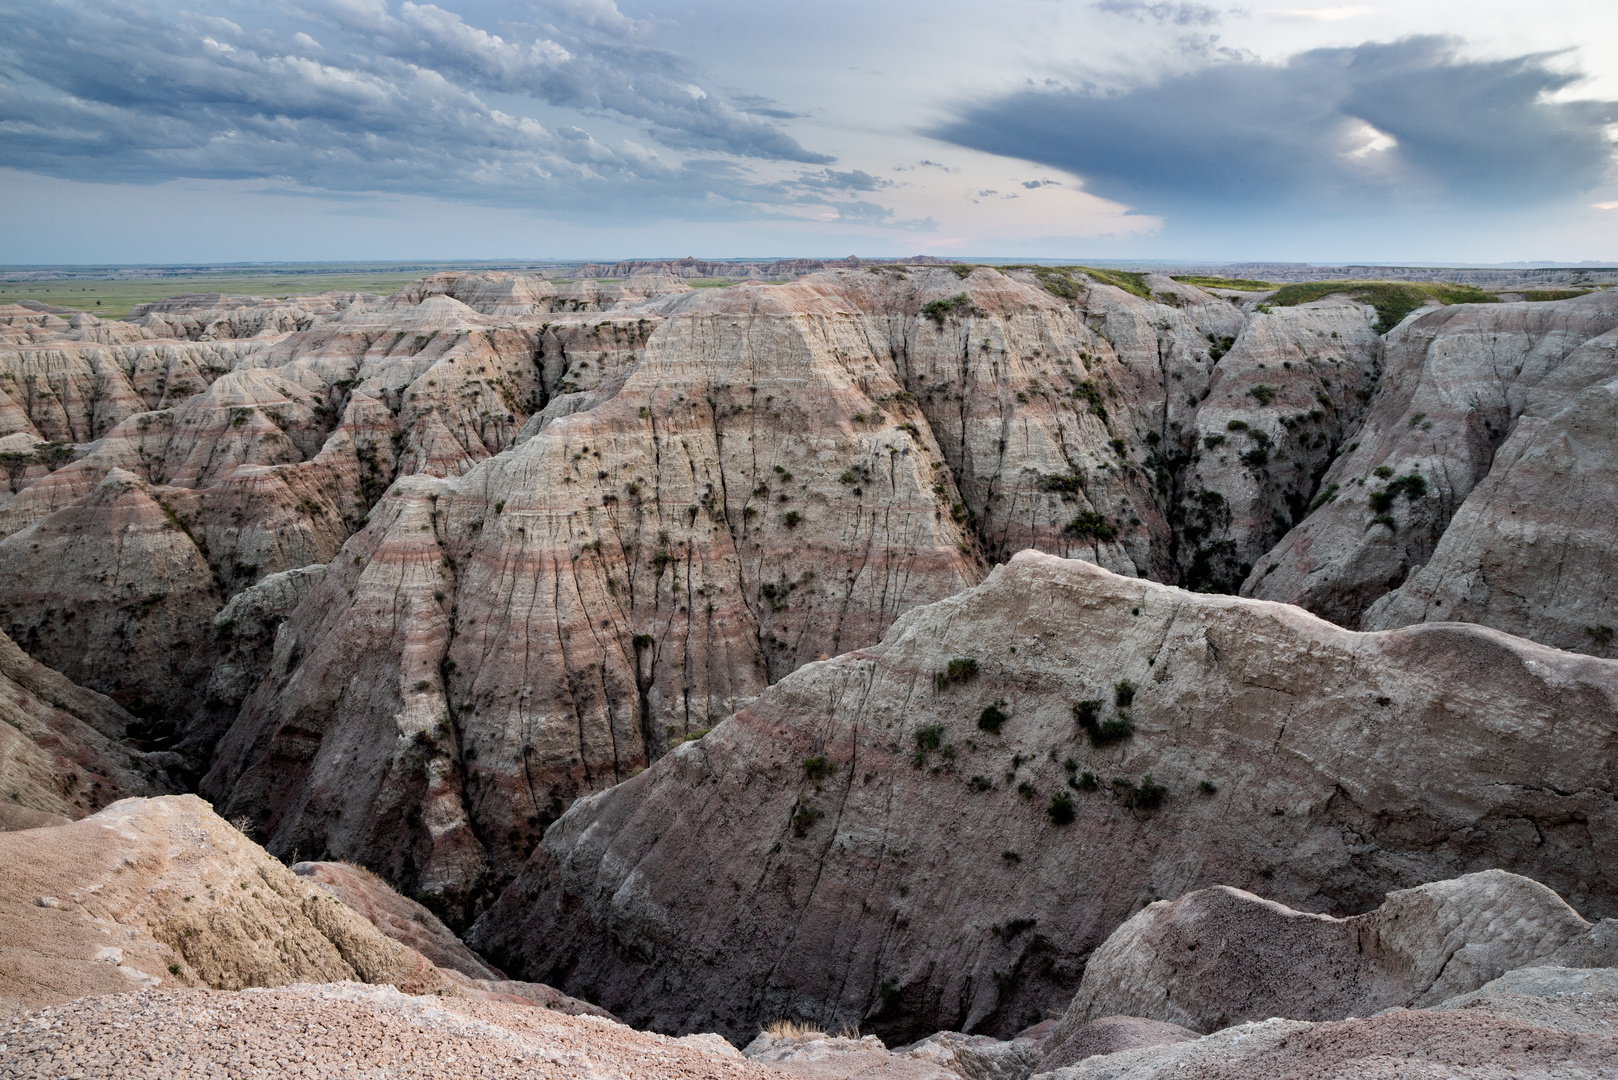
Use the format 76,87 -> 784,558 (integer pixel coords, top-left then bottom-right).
0,983 -> 766,1080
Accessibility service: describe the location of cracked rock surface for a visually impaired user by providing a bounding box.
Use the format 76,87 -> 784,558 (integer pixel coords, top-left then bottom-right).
0,982 -> 762,1080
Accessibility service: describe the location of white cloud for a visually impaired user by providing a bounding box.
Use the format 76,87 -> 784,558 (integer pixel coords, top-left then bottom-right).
1345,120 -> 1398,157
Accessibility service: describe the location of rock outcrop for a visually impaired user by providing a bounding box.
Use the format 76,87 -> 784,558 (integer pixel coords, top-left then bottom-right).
897,1030 -> 1045,1080
1361,374 -> 1618,655
1168,292 -> 1383,592
467,551 -> 1618,1043
745,1029 -> 960,1080
1434,963 -> 1618,1032
0,629 -> 173,828
1037,968 -> 1618,1079
0,794 -> 597,1019
0,278 -> 678,757
12,269 -> 1618,1080
1246,290 -> 1618,650
292,859 -> 504,981
0,795 -> 451,1012
198,564 -> 328,751
197,267 -> 1396,918
1039,1011 -> 1618,1079
21,268 -> 1618,933
1053,870 -> 1618,1036
1037,1018 -> 1198,1071
0,469 -> 221,731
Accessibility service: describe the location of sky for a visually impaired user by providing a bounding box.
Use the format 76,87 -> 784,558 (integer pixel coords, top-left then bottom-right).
1,0 -> 1616,265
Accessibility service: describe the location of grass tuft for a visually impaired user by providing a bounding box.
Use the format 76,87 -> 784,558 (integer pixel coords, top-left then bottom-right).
1123,775 -> 1168,811
935,657 -> 979,690
922,293 -> 978,325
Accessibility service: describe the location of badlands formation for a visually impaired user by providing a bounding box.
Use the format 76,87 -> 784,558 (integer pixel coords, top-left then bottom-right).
2,267 -> 1618,1075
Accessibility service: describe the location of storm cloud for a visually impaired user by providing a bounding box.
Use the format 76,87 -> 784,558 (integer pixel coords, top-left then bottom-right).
0,0 -> 830,218
935,36 -> 1618,217
291,0 -> 831,163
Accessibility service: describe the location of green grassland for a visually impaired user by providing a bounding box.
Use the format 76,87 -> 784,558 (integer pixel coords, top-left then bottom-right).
1170,275 -> 1280,291
991,264 -> 1152,299
0,268 -> 751,319
1514,288 -> 1596,302
0,272 -> 430,318
1266,280 -> 1497,333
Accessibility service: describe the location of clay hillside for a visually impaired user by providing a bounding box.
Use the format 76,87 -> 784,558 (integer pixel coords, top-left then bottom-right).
3,268 -> 1618,1078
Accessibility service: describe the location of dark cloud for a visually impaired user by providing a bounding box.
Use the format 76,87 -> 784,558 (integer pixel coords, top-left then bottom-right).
725,94 -> 808,121
0,0 -> 837,221
1095,0 -> 1225,27
831,201 -> 937,231
294,0 -> 831,163
934,36 -> 1618,216
798,169 -> 892,191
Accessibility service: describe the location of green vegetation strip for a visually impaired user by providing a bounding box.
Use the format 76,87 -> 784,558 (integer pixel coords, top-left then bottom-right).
1072,266 -> 1151,298
1266,280 -> 1496,333
1170,275 -> 1279,291
1516,288 -> 1595,302
994,264 -> 1151,300
0,273 -> 428,318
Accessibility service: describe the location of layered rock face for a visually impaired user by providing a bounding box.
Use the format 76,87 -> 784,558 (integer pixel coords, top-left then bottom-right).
0,469 -> 222,740
198,268 -> 1396,919
0,279 -> 682,751
292,859 -> 505,982
26,267 -> 1618,934
1361,374 -> 1618,654
467,551 -> 1618,1043
1170,297 -> 1382,591
1246,290 -> 1618,651
1056,869 -> 1618,1036
0,629 -> 174,829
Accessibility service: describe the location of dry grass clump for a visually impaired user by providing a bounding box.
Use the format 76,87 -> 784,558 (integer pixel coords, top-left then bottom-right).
761,1018 -> 862,1040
